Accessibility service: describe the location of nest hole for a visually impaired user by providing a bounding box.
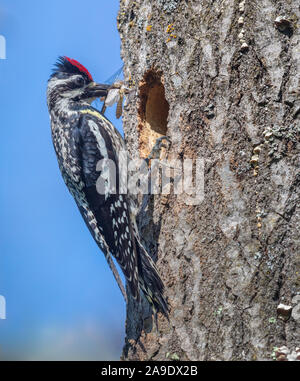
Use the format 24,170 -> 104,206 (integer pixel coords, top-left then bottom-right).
138,70 -> 169,158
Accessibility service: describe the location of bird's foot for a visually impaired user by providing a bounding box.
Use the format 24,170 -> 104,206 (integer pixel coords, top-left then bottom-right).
147,136 -> 171,162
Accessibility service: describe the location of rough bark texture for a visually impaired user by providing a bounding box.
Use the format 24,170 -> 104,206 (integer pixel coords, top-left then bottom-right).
117,0 -> 300,361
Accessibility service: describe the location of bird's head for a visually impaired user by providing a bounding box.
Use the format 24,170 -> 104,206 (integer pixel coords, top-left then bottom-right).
47,56 -> 110,109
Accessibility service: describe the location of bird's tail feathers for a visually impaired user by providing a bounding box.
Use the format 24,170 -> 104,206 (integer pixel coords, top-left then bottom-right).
135,238 -> 169,320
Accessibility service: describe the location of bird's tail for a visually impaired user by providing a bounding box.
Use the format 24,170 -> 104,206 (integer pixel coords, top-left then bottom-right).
135,238 -> 169,320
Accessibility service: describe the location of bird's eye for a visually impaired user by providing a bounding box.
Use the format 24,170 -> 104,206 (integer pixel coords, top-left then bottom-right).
75,76 -> 85,87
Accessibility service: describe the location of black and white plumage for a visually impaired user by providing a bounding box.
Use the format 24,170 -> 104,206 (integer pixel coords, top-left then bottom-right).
47,56 -> 169,319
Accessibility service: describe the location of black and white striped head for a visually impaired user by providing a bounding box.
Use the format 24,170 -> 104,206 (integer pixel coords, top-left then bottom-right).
47,56 -> 110,110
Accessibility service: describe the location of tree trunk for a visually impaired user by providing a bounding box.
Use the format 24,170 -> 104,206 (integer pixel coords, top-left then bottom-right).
117,0 -> 300,361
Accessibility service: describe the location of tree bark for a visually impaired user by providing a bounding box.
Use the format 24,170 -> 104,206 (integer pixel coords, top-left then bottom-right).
117,0 -> 300,361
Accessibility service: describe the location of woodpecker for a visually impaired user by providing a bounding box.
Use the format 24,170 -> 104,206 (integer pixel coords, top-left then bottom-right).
47,56 -> 169,320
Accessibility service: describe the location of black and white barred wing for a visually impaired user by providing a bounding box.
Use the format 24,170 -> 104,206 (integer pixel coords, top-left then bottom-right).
76,114 -> 139,300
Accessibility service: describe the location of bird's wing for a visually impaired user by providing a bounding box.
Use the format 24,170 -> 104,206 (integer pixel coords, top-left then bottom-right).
75,112 -> 139,300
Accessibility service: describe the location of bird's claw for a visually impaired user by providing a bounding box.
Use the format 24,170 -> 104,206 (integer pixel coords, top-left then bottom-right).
147,136 -> 171,161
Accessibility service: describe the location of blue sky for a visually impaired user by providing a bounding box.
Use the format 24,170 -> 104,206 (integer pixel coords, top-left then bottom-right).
0,0 -> 126,360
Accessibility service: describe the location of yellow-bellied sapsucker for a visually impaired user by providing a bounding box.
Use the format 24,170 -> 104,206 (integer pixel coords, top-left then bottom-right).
47,57 -> 169,319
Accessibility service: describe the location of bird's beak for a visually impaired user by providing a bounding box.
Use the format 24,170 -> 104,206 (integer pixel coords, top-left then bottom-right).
85,82 -> 111,99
